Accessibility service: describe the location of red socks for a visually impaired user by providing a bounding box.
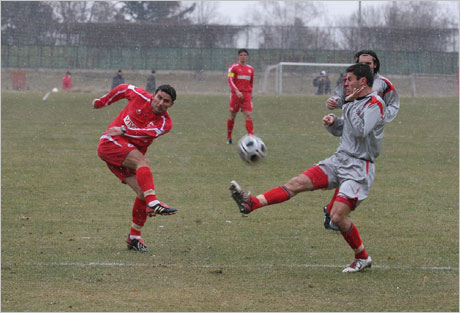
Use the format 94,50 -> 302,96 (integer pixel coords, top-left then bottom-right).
136,166 -> 157,205
341,223 -> 369,259
130,197 -> 147,237
227,119 -> 234,139
245,120 -> 254,135
251,186 -> 291,211
227,119 -> 254,138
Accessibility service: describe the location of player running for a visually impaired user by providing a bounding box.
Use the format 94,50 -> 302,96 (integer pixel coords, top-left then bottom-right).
323,49 -> 400,231
230,64 -> 385,273
226,48 -> 255,144
93,84 -> 178,252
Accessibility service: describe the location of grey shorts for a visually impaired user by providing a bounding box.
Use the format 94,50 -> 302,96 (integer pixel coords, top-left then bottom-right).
316,152 -> 375,207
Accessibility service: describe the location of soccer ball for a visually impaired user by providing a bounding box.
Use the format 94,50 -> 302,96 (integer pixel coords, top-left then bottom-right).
52,87 -> 59,93
238,135 -> 267,164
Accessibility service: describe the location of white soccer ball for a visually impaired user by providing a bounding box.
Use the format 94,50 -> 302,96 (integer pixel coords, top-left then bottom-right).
52,87 -> 58,93
238,135 -> 267,164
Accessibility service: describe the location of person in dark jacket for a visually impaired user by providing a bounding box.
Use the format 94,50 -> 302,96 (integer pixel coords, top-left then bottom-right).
112,69 -> 125,89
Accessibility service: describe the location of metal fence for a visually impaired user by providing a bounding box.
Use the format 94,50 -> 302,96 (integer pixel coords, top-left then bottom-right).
1,45 -> 458,75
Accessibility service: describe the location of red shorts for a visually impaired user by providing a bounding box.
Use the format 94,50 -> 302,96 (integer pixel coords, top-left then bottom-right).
97,135 -> 138,182
229,92 -> 253,113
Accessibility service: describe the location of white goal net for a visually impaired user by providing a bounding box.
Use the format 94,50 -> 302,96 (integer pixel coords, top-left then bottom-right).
262,62 -> 352,95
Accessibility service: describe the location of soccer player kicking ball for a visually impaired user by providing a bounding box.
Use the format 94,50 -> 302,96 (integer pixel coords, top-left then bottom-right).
93,84 -> 178,252
230,63 -> 385,273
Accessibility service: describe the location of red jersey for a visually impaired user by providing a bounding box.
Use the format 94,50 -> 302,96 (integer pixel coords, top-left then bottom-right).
95,84 -> 172,153
62,75 -> 73,89
227,62 -> 254,93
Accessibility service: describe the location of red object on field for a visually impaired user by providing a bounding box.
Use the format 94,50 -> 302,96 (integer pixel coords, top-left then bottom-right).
12,71 -> 26,90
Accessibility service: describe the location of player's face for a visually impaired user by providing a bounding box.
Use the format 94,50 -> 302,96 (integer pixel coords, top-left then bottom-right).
151,90 -> 174,114
344,72 -> 361,93
238,52 -> 248,64
358,55 -> 376,73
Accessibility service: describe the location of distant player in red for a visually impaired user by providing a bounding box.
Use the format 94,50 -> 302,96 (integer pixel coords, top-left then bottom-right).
62,71 -> 73,90
93,84 -> 178,252
226,48 -> 255,144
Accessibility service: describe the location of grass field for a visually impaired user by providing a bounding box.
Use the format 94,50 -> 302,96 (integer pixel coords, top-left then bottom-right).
2,90 -> 458,311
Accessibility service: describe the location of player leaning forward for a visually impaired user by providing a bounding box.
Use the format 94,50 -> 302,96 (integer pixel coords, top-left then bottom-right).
93,84 -> 178,252
230,63 -> 386,273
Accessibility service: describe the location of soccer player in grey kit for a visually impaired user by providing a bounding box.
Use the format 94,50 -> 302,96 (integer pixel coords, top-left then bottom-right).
230,63 -> 385,273
323,50 -> 400,231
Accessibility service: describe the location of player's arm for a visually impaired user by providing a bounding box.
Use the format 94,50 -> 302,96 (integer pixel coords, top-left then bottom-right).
92,84 -> 133,109
349,98 -> 385,138
324,113 -> 343,136
382,84 -> 400,123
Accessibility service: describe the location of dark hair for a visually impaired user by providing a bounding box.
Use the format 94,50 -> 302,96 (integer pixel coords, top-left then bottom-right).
346,63 -> 374,87
156,84 -> 177,101
151,69 -> 156,73
354,50 -> 380,74
238,48 -> 249,55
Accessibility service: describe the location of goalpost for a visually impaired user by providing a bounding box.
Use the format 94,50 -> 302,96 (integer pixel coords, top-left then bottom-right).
262,62 -> 352,95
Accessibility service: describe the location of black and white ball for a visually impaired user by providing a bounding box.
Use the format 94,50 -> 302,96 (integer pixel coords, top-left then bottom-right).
238,135 -> 267,164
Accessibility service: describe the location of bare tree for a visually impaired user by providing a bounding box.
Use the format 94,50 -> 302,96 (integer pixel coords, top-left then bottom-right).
250,1 -> 329,50
341,1 -> 458,51
187,1 -> 221,25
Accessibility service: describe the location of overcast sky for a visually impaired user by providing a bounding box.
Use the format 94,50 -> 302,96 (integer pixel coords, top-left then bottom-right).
215,1 -> 459,26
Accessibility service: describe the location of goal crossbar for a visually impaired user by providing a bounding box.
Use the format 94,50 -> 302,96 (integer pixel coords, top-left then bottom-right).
263,62 -> 352,94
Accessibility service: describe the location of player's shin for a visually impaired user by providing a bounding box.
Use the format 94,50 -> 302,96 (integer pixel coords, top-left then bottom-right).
245,120 -> 254,135
255,185 -> 291,209
130,197 -> 147,238
341,223 -> 369,259
136,166 -> 158,206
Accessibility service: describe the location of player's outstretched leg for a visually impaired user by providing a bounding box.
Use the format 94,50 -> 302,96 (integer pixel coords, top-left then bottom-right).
229,180 -> 254,214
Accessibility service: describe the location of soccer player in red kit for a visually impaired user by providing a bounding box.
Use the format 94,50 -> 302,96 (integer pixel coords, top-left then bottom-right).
226,48 -> 255,144
93,84 -> 178,252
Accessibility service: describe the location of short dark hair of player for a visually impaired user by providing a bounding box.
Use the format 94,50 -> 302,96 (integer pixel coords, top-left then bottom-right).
354,50 -> 380,74
156,84 -> 177,102
238,48 -> 249,55
346,63 -> 374,87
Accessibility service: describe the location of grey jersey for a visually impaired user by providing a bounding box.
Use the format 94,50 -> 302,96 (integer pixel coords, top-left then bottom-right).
327,73 -> 399,123
326,91 -> 385,162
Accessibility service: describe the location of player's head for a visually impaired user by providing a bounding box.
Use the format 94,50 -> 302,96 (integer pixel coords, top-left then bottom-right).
346,63 -> 374,87
156,84 -> 177,102
354,50 -> 380,74
238,48 -> 248,56
152,85 -> 176,114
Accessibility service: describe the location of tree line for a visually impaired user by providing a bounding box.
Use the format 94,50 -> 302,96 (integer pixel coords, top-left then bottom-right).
1,1 -> 458,52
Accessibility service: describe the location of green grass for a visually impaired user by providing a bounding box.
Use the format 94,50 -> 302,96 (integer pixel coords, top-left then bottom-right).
2,91 -> 458,311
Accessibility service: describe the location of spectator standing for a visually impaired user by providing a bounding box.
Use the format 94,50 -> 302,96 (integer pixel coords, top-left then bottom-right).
62,71 -> 73,90
313,70 -> 331,95
146,69 -> 157,94
112,69 -> 125,89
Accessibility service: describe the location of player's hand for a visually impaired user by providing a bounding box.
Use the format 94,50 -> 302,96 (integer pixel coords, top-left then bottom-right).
327,97 -> 339,110
93,99 -> 104,109
322,115 -> 335,126
106,126 -> 123,136
236,90 -> 244,99
345,86 -> 365,102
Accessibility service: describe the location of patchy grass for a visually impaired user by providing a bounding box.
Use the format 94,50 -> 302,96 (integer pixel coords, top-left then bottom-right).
2,91 -> 458,311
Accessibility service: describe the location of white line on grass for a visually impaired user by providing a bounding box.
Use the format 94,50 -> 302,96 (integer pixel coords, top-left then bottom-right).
14,262 -> 458,271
